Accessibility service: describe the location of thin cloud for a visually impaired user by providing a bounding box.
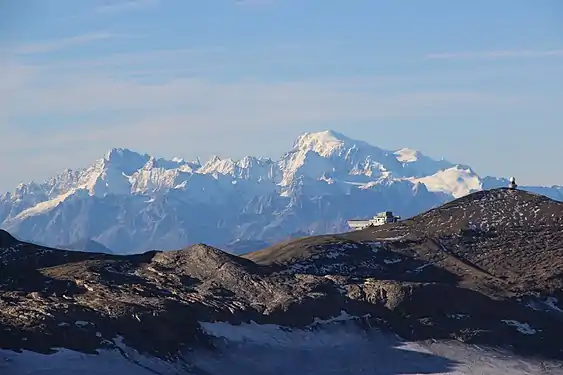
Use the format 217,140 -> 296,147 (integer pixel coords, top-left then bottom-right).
2,69 -> 526,119
95,0 -> 159,14
14,32 -> 135,55
426,49 -> 563,60
235,0 -> 274,5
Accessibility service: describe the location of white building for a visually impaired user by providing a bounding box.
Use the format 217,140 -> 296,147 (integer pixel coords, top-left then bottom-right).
347,211 -> 401,230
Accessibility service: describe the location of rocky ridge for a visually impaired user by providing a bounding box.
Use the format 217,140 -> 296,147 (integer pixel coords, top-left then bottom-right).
1,188 -> 563,367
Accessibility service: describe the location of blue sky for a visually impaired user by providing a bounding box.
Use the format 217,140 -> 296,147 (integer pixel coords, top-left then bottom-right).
1,0 -> 562,191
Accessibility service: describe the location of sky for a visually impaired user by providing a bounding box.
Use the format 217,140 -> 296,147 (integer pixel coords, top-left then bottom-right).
1,0 -> 562,191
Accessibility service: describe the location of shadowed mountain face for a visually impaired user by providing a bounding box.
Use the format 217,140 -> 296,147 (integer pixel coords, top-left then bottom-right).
0,230 -> 17,248
1,188 -> 563,374
62,238 -> 115,254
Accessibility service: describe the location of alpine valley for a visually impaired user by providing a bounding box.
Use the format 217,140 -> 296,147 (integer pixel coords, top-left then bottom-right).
1,130 -> 562,254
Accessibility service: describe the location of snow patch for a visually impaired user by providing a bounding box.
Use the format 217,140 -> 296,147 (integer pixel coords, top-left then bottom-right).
448,314 -> 469,320
0,338 -> 188,375
413,263 -> 432,273
544,297 -> 563,313
11,189 -> 76,221
501,320 -> 537,335
194,320 -> 559,375
394,148 -> 421,163
384,258 -> 403,264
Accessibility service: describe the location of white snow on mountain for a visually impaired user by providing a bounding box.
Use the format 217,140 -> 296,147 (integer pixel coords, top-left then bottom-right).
410,165 -> 483,198
10,189 -> 78,222
130,157 -> 195,194
394,147 -> 420,162
0,130 -> 561,253
394,147 -> 455,177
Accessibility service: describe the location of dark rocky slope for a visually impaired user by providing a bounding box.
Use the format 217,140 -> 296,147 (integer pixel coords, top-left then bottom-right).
1,188 -> 562,363
62,238 -> 115,254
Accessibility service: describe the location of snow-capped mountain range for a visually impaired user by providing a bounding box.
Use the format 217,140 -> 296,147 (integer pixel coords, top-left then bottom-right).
1,130 -> 562,254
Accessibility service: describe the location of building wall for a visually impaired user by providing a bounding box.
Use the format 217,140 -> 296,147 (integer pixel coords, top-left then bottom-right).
347,214 -> 399,230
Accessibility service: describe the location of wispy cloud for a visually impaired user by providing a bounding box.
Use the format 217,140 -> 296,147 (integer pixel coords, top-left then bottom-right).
95,0 -> 159,14
2,63 -> 527,121
426,49 -> 563,60
14,32 -> 134,55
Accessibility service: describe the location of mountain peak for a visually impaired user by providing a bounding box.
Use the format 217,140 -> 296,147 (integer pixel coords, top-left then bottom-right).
404,187 -> 563,236
104,147 -> 131,161
295,130 -> 349,144
101,148 -> 150,175
293,130 -> 361,157
143,156 -> 157,170
452,186 -> 548,206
